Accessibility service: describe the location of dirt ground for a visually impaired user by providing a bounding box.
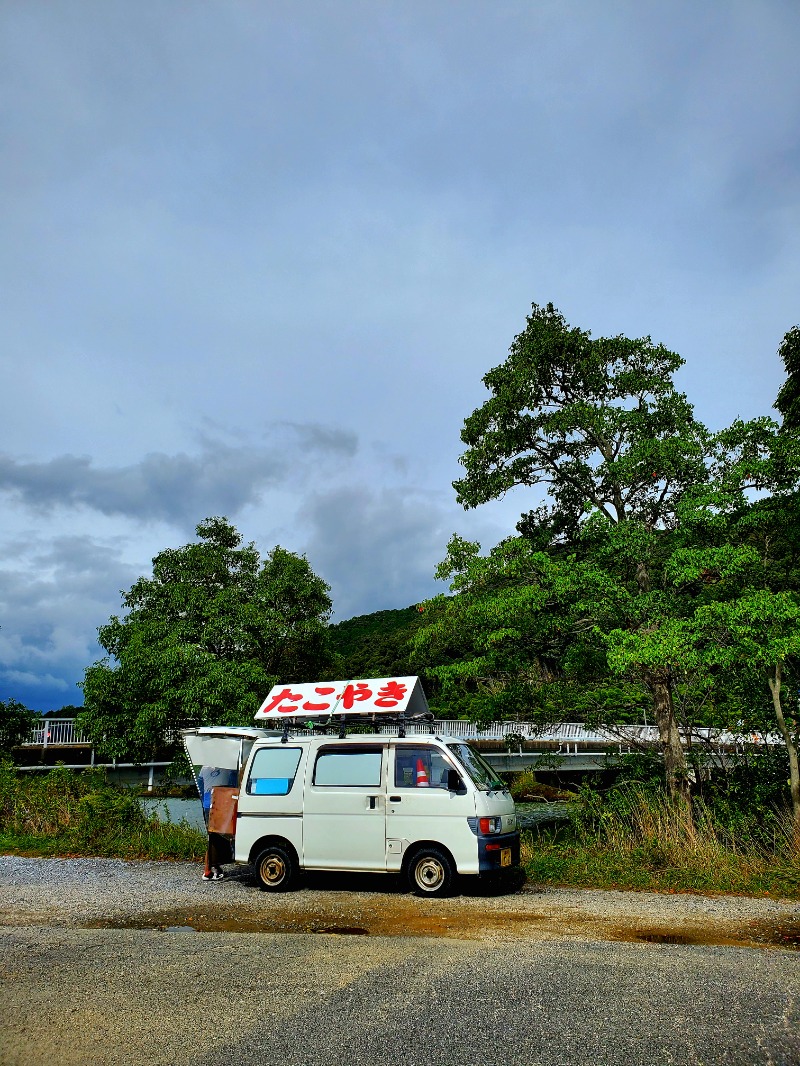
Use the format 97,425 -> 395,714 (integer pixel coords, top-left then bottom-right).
1,856 -> 799,950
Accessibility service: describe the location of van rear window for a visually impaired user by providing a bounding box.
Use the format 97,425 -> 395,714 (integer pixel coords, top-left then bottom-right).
247,747 -> 302,796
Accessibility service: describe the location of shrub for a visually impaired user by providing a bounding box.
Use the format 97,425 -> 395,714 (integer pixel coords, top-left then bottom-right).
0,763 -> 206,860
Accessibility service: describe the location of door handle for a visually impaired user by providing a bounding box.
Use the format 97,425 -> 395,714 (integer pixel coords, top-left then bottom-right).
368,796 -> 377,810
389,796 -> 401,802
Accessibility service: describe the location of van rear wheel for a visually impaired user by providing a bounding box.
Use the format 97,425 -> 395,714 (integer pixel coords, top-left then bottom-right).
407,847 -> 454,897
254,844 -> 296,892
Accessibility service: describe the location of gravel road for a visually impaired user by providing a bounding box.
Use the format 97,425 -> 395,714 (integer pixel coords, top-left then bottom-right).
2,857 -> 799,1066
1,855 -> 798,947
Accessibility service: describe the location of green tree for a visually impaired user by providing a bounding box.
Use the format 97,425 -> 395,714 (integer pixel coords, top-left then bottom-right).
412,533 -> 644,725
80,517 -> 333,760
660,419 -> 800,830
43,704 -> 84,718
603,410 -> 800,826
328,607 -> 426,681
449,302 -> 713,795
0,697 -> 38,753
695,591 -> 800,838
775,325 -> 800,431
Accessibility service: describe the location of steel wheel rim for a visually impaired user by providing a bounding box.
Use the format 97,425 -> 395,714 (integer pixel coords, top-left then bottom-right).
261,855 -> 286,885
414,857 -> 445,891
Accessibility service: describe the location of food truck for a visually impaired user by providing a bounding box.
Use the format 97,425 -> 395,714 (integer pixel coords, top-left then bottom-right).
183,676 -> 519,896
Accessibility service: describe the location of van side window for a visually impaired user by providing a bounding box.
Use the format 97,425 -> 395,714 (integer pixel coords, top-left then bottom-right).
395,746 -> 451,789
314,749 -> 383,787
247,747 -> 302,796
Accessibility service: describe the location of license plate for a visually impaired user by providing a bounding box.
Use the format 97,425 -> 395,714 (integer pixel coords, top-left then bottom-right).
500,848 -> 511,867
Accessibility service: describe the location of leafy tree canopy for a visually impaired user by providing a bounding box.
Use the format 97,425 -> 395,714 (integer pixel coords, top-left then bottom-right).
0,697 -> 38,753
775,325 -> 800,431
80,517 -> 333,759
328,606 -> 426,682
417,306 -> 800,806
411,533 -> 651,726
43,704 -> 84,718
455,301 -> 709,537
440,303 -> 720,793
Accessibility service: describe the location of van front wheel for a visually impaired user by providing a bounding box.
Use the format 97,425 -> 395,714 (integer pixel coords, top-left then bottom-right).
254,845 -> 296,892
407,847 -> 454,897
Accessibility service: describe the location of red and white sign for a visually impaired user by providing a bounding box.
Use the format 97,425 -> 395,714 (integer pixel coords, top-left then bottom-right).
254,676 -> 429,720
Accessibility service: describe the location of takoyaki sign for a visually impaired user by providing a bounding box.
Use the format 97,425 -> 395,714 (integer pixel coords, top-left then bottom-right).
254,676 -> 429,720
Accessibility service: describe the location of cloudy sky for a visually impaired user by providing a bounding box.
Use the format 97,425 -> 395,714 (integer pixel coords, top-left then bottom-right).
2,2 -> 799,710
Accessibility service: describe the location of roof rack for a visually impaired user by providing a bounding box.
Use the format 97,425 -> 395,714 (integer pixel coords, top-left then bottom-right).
277,709 -> 436,743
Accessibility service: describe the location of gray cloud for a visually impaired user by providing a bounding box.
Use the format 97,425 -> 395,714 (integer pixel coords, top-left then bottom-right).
0,534 -> 143,709
0,447 -> 284,524
280,423 -> 358,457
300,486 -> 451,621
0,425 -> 358,526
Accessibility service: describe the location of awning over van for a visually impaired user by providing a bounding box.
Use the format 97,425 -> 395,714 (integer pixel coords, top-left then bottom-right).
254,675 -> 430,720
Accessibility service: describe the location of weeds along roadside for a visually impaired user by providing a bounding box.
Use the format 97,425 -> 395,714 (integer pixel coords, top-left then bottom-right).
521,780 -> 800,898
0,762 -> 206,860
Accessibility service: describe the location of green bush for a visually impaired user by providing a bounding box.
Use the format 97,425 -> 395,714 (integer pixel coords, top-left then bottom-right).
0,762 -> 206,860
510,768 -> 575,802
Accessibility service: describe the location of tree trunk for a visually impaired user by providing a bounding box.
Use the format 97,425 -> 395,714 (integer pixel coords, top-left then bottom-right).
648,668 -> 691,800
634,558 -> 690,800
767,662 -> 800,848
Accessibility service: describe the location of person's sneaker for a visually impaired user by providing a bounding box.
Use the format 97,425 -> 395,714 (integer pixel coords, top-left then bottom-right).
212,869 -> 225,880
202,872 -> 214,881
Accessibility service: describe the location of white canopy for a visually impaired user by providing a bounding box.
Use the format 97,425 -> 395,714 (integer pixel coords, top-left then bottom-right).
254,675 -> 430,720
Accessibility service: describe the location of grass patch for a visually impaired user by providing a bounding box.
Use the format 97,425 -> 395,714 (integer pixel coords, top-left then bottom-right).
0,763 -> 206,861
522,784 -> 800,898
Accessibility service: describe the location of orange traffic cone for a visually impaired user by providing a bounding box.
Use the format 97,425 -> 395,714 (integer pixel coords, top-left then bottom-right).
415,758 -> 430,787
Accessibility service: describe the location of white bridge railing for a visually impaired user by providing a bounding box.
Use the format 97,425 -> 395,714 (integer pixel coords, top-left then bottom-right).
24,719 -> 89,747
21,718 -> 782,752
384,720 -> 783,752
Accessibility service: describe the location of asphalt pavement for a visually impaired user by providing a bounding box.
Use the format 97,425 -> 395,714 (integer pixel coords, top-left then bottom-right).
2,923 -> 798,1066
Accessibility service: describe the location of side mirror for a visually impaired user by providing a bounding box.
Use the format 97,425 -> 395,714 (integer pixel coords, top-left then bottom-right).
447,768 -> 464,792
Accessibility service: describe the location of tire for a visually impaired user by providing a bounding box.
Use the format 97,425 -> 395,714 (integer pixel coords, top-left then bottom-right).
407,847 -> 455,897
254,844 -> 296,892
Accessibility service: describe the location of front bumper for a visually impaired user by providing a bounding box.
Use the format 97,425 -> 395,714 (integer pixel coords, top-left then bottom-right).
477,831 -> 521,874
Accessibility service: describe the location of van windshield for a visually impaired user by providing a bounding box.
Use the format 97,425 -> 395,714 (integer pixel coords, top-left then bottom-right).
447,743 -> 505,792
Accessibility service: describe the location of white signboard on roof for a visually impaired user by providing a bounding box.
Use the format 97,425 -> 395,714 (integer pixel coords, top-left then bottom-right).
254,676 -> 429,720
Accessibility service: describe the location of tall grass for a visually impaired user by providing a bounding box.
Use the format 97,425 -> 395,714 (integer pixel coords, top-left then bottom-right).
0,763 -> 206,860
523,783 -> 800,897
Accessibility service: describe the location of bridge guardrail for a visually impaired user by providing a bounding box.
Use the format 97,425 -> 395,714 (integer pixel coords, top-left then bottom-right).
21,718 -> 783,752
24,719 -> 89,747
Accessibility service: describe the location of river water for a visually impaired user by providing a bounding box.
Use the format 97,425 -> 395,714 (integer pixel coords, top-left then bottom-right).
140,797 -> 206,832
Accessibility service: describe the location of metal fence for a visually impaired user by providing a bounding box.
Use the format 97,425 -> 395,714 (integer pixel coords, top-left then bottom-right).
23,719 -> 89,747
21,717 -> 782,752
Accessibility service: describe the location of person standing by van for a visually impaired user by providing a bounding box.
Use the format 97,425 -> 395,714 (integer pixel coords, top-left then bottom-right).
198,764 -> 236,881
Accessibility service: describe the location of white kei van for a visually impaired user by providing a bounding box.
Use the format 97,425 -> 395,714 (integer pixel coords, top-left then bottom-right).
235,731 -> 519,896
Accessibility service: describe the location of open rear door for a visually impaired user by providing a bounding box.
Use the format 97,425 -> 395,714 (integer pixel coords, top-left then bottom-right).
182,726 -> 272,826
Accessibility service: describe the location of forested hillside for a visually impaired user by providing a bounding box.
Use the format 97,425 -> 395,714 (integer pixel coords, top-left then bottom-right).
327,606 -> 425,682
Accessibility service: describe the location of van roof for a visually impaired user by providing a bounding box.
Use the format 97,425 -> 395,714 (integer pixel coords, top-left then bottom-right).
253,732 -> 463,747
